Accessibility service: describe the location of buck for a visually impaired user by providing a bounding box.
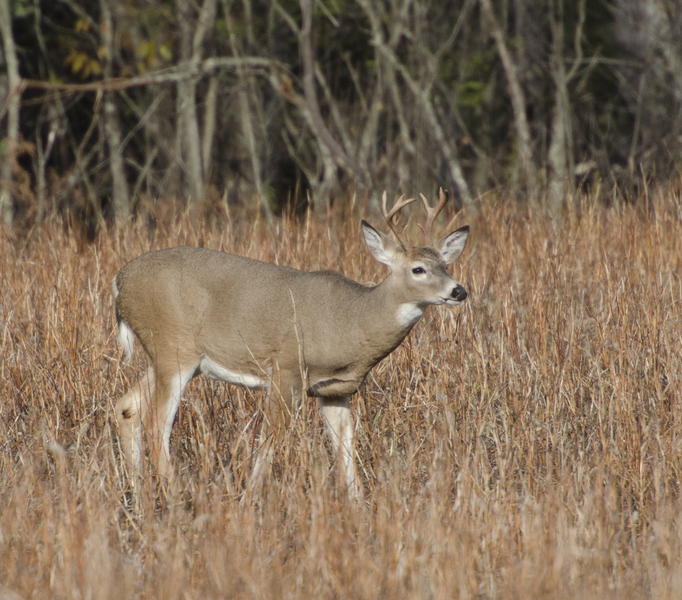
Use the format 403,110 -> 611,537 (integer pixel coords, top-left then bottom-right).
112,190 -> 469,498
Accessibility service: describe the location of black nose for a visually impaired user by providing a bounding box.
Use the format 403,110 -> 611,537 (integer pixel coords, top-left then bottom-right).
451,284 -> 467,302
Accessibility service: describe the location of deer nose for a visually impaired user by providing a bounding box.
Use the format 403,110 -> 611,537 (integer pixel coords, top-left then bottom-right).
451,284 -> 467,302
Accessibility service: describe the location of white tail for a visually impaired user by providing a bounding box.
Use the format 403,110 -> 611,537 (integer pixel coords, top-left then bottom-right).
113,190 -> 469,499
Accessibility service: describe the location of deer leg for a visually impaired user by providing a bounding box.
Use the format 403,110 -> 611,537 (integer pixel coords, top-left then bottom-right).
249,371 -> 299,493
147,363 -> 197,479
116,366 -> 155,478
249,409 -> 276,492
320,397 -> 360,500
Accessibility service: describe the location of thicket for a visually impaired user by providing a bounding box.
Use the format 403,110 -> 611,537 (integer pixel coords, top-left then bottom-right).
2,0 -> 682,230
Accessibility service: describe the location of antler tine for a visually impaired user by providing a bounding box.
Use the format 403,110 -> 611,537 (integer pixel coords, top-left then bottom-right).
382,191 -> 417,246
419,187 -> 449,235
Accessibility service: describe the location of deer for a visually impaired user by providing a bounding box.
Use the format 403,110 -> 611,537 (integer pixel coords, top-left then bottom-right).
112,190 -> 469,499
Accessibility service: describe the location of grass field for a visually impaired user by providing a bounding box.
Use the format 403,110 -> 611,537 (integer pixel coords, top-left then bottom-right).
1,195 -> 681,599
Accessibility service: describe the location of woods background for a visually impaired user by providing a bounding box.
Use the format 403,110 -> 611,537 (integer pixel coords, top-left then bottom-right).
1,0 -> 682,229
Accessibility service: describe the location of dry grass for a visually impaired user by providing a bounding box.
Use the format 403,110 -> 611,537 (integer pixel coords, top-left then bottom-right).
1,195 -> 681,599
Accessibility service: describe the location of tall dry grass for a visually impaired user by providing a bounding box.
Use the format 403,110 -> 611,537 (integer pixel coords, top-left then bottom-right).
1,195 -> 681,599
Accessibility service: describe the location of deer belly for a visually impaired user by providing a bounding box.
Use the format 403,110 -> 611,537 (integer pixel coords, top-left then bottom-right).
199,355 -> 267,389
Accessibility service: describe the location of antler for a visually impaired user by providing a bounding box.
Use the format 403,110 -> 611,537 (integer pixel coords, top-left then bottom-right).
382,191 -> 416,247
419,187 -> 449,235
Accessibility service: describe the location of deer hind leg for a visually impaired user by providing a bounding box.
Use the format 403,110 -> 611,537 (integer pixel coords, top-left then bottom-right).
116,366 -> 155,478
147,362 -> 198,479
320,397 -> 360,500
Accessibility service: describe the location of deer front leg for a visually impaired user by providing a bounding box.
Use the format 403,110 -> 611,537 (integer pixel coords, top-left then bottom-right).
249,370 -> 300,494
249,386 -> 277,493
320,397 -> 360,500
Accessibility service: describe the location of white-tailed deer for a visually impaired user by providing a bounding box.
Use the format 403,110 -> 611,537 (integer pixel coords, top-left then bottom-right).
113,190 -> 469,498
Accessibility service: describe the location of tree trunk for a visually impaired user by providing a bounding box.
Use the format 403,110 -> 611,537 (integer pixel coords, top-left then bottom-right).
547,84 -> 568,212
202,76 -> 218,179
548,0 -> 585,214
223,0 -> 269,216
176,0 -> 210,207
0,0 -> 20,227
100,0 -> 130,222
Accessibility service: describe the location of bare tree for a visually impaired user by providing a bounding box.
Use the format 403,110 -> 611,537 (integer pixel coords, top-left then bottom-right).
223,0 -> 270,215
299,0 -> 364,181
0,0 -> 20,227
547,0 -> 586,213
176,0 -> 217,208
480,0 -> 536,202
99,0 -> 130,222
357,0 -> 473,208
615,0 -> 682,186
271,0 -> 369,205
7,0 -> 682,228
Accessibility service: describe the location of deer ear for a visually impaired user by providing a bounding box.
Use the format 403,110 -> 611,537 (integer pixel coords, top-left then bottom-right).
439,225 -> 469,264
362,220 -> 402,267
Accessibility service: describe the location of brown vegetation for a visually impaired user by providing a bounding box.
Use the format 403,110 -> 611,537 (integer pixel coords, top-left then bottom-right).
1,193 -> 681,598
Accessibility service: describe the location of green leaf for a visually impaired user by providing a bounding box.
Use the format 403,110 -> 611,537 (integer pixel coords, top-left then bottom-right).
159,44 -> 172,61
458,81 -> 484,108
11,0 -> 32,19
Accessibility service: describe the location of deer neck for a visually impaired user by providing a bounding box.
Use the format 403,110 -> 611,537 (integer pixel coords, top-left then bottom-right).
365,274 -> 428,337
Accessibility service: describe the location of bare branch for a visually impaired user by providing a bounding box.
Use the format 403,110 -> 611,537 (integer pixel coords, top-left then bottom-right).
193,0 -> 218,61
15,57 -> 281,96
313,64 -> 353,159
357,0 -> 472,207
480,0 -> 536,202
566,0 -> 586,82
299,0 -> 364,180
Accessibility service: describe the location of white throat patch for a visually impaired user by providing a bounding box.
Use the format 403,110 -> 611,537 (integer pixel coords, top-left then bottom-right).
396,303 -> 426,328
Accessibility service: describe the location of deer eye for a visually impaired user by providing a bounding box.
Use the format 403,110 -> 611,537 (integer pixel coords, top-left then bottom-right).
412,267 -> 426,275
